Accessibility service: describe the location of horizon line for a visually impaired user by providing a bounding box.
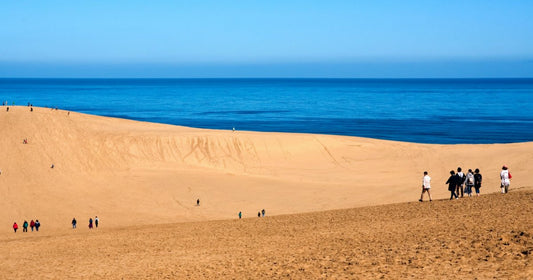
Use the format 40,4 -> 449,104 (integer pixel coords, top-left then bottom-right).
2,77 -> 533,80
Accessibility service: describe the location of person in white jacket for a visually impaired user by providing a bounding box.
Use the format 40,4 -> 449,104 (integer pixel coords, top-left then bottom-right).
500,165 -> 511,193
419,171 -> 432,202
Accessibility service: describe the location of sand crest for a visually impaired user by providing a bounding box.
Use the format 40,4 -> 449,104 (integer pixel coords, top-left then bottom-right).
1,106 -> 532,229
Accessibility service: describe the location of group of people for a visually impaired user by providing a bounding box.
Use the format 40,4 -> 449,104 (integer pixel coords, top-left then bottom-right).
237,209 -> 266,219
13,220 -> 40,233
72,216 -> 99,229
445,167 -> 483,199
419,165 -> 512,202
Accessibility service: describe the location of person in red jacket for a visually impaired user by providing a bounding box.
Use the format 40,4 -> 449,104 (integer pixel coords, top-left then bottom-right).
30,220 -> 35,232
13,222 -> 18,233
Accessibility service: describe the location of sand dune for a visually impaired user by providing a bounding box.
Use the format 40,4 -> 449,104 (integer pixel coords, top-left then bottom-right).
1,189 -> 531,279
1,106 -> 532,230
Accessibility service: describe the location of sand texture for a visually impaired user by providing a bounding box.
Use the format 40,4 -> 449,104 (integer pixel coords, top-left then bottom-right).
1,106 -> 532,230
1,106 -> 533,278
0,190 -> 531,279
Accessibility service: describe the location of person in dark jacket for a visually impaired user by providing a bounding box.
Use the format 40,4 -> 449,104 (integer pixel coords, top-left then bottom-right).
35,220 -> 40,231
72,218 -> 77,229
474,168 -> 482,196
446,170 -> 458,200
89,218 -> 93,229
456,167 -> 465,198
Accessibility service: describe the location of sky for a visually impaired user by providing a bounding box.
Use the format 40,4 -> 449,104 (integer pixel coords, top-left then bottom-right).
1,1 -> 533,78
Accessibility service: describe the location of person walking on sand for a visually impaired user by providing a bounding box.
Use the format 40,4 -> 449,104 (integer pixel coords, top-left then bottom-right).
23,220 -> 29,232
197,199 -> 200,206
474,168 -> 482,196
258,211 -> 261,218
35,220 -> 40,231
456,167 -> 465,198
30,220 -> 35,232
500,165 -> 511,193
261,209 -> 265,217
238,211 -> 242,219
89,218 -> 93,229
419,171 -> 432,202
446,170 -> 459,200
95,216 -> 99,228
72,218 -> 77,229
13,222 -> 18,233
465,169 -> 475,197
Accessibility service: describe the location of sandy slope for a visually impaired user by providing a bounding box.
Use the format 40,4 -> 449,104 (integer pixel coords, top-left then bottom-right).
1,106 -> 532,230
0,190 -> 531,279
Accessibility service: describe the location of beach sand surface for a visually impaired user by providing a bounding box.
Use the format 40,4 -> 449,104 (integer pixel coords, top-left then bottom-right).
0,190 -> 531,279
0,106 -> 532,230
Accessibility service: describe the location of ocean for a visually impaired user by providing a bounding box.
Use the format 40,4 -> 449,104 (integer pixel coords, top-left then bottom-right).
1,78 -> 533,144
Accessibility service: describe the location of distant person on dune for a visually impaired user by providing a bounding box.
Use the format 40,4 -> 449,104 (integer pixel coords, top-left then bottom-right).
13,222 -> 18,233
500,165 -> 511,193
446,170 -> 458,200
465,169 -> 475,197
95,216 -> 99,228
474,169 -> 482,196
89,218 -> 93,229
258,211 -> 261,218
456,167 -> 465,198
72,218 -> 77,229
23,221 -> 28,232
197,199 -> 200,206
35,220 -> 40,231
262,209 -> 265,217
30,220 -> 35,232
419,171 -> 432,202
238,211 -> 242,219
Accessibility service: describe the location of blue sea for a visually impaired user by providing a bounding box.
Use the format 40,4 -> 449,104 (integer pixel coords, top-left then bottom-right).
1,78 -> 533,144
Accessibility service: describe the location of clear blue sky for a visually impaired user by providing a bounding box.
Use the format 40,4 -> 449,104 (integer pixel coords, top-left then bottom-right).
1,1 -> 532,78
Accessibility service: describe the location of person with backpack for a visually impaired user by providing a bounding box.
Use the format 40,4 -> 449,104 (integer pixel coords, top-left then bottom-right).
500,165 -> 511,193
456,167 -> 465,198
22,221 -> 29,232
30,220 -> 35,232
465,169 -> 475,197
474,168 -> 482,196
13,222 -> 18,233
446,170 -> 459,200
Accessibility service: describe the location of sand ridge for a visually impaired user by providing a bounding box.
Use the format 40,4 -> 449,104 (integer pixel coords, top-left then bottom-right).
1,106 -> 532,230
